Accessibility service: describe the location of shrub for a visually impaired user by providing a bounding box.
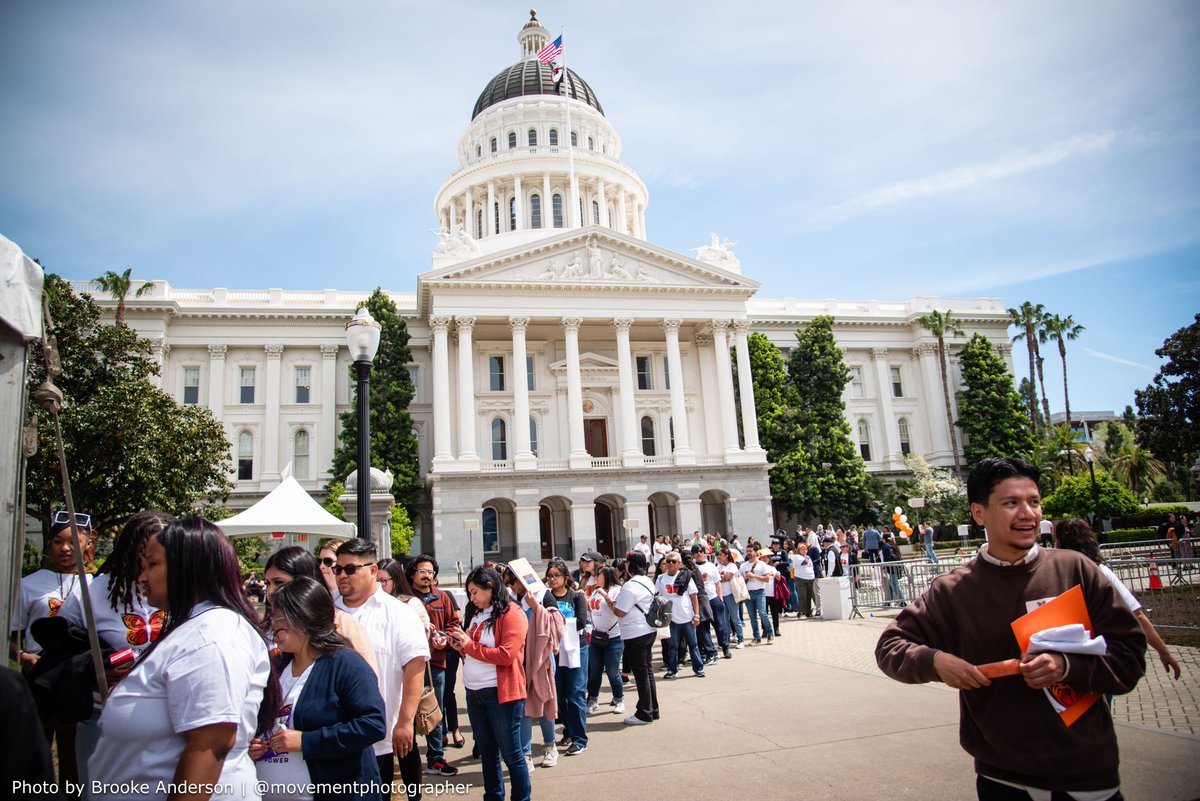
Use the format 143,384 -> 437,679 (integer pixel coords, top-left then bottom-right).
1110,506 -> 1193,530
1042,471 -> 1140,520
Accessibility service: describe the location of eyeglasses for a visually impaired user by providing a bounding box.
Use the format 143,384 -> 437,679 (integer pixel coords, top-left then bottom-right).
546,573 -> 565,581
319,557 -> 336,568
664,559 -> 680,564
53,510 -> 92,529
332,562 -> 374,576
377,575 -> 393,585
414,568 -> 435,576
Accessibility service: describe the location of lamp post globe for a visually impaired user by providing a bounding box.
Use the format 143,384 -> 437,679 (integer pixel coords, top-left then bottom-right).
346,306 -> 382,544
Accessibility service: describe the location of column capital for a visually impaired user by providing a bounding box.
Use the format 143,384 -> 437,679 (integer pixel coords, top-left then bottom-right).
429,315 -> 453,332
208,344 -> 228,358
912,342 -> 938,358
265,344 -> 285,360
695,332 -> 713,347
710,319 -> 731,332
320,344 -> 340,358
660,318 -> 683,333
508,316 -> 530,332
561,316 -> 583,333
150,340 -> 169,356
996,343 -> 1013,358
455,315 -> 476,333
731,319 -> 751,335
612,317 -> 633,333
872,346 -> 889,361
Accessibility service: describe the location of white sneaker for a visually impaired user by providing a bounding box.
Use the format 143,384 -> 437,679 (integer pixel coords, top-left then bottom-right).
586,700 -> 600,714
613,701 -> 625,715
623,715 -> 651,726
734,642 -> 745,650
525,753 -> 536,773
541,745 -> 558,768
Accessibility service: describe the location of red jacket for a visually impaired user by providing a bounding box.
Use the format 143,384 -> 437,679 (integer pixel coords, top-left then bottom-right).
462,602 -> 528,704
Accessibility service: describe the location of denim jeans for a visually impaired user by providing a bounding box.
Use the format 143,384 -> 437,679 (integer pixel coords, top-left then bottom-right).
786,576 -> 799,612
721,594 -> 745,643
587,635 -> 625,703
667,620 -> 704,674
885,569 -> 907,604
425,665 -> 446,764
466,687 -> 530,801
521,713 -> 556,756
925,541 -> 939,563
707,597 -> 729,650
443,648 -> 461,736
622,632 -> 658,722
555,644 -> 589,747
747,588 -> 774,639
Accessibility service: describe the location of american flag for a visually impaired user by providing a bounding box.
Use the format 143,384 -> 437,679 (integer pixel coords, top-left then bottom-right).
537,35 -> 562,66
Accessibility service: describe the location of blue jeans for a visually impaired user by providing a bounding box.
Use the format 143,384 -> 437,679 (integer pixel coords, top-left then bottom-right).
708,597 -> 729,649
722,594 -> 745,643
667,620 -> 704,674
885,570 -> 907,604
425,665 -> 446,764
555,645 -> 588,747
786,576 -> 799,612
521,714 -> 556,756
466,687 -> 529,801
747,589 -> 773,639
925,541 -> 939,563
586,635 -> 624,703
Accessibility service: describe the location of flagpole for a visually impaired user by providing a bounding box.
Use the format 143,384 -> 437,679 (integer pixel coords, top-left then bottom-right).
558,27 -> 579,228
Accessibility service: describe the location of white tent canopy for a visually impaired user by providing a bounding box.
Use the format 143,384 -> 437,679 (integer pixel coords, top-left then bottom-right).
219,470 -> 355,540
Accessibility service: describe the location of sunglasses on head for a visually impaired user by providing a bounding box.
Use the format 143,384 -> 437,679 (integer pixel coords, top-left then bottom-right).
332,562 -> 373,576
53,510 -> 92,529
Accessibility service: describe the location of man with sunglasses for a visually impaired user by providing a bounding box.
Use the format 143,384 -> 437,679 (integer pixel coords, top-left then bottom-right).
333,539 -> 430,800
654,552 -> 704,679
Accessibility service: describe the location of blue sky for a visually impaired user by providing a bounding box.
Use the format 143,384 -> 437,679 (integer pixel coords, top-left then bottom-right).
1,1 -> 1197,417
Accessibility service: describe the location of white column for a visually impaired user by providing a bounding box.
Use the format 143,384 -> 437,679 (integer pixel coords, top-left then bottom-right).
486,181 -> 496,237
510,316 -> 536,469
662,318 -> 695,465
915,344 -> 951,458
617,190 -> 628,235
319,344 -> 339,479
449,199 -> 457,231
513,175 -> 523,231
207,344 -> 227,411
598,179 -> 610,228
694,333 -> 717,455
710,320 -> 741,455
563,316 -> 589,468
430,317 -> 454,465
263,344 -> 284,483
456,316 -> 479,464
514,505 -> 542,563
149,340 -> 168,388
732,320 -> 763,454
613,318 -> 642,466
873,347 -> 900,466
569,502 -> 598,559
637,203 -> 646,239
464,190 -> 474,238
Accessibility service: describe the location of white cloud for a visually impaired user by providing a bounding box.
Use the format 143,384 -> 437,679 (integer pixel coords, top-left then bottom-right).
1081,348 -> 1155,372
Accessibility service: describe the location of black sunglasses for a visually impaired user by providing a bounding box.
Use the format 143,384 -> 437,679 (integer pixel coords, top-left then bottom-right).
332,562 -> 373,576
319,557 -> 336,568
53,510 -> 92,529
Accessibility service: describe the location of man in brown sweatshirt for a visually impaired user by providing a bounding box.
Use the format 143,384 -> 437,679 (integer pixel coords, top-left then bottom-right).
876,457 -> 1145,800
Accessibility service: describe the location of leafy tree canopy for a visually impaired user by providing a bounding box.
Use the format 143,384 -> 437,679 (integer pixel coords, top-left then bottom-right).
956,333 -> 1034,467
1135,313 -> 1200,474
1041,470 -> 1140,520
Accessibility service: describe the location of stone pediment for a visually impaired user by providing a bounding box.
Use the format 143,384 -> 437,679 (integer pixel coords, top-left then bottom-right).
417,227 -> 758,309
549,352 -> 620,385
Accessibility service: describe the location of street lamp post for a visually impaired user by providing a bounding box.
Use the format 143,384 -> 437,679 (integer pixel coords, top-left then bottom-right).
346,306 -> 381,544
1083,446 -> 1103,543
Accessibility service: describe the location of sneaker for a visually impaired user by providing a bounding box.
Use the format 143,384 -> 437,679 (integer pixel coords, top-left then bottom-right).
557,734 -> 572,747
613,701 -> 625,715
525,753 -> 536,773
694,671 -> 706,678
766,635 -> 774,644
734,641 -> 745,650
663,671 -> 677,680
565,742 -> 588,756
586,699 -> 600,714
723,649 -> 733,659
541,745 -> 558,768
752,638 -> 762,645
425,758 -> 458,777
623,715 -> 651,726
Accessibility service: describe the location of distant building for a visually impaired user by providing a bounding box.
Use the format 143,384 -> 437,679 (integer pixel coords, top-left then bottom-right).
1049,410 -> 1119,443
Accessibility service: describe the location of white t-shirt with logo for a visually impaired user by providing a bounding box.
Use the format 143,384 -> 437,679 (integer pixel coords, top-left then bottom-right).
746,560 -> 776,593
655,572 -> 698,625
790,554 -> 815,581
695,561 -> 720,600
90,602 -> 270,801
257,662 -> 315,801
717,562 -> 739,597
12,569 -> 85,653
462,608 -> 498,690
634,541 -> 652,560
586,585 -> 621,636
60,573 -> 163,655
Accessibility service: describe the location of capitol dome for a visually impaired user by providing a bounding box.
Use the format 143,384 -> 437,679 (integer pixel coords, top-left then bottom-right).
472,61 -> 603,120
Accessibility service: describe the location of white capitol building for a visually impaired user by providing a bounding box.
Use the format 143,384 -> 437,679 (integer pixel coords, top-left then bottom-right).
79,12 -> 1012,567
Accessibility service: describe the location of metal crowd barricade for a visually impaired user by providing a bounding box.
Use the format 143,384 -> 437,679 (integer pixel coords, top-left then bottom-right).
849,559 -> 963,618
1105,558 -> 1200,631
1099,539 -> 1174,560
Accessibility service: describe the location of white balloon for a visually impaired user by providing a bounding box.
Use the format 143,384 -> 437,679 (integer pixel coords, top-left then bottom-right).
894,506 -> 902,515
900,514 -> 909,523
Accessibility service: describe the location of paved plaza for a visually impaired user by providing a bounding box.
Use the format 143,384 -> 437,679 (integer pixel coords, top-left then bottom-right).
441,614 -> 1200,801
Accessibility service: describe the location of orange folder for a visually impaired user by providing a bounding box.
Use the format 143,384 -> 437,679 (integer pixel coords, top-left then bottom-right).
1009,585 -> 1101,727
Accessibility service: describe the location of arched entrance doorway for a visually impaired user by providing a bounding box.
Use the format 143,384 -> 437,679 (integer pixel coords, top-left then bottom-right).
647,491 -> 679,540
539,496 -> 573,560
700,489 -> 732,536
592,494 -> 627,558
481,497 -> 517,562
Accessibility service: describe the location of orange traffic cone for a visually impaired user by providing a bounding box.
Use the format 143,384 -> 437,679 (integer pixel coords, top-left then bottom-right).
1148,557 -> 1163,590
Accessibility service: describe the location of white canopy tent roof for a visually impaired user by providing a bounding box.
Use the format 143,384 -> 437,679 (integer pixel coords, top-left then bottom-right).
219,470 -> 355,540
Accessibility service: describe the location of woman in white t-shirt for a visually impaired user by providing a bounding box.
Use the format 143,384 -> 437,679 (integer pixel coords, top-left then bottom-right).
585,565 -> 625,715
608,552 -> 658,725
251,577 -> 386,801
61,510 -> 171,789
90,516 -> 279,801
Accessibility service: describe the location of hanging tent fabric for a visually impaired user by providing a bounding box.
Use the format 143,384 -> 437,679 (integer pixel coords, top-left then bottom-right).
219,471 -> 356,540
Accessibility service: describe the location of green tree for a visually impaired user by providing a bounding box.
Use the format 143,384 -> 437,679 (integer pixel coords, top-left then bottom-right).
1008,301 -> 1046,433
94,266 -> 153,326
329,289 -> 421,512
1110,443 -> 1166,498
323,480 -> 346,520
391,505 -> 415,557
1135,313 -> 1200,499
1041,471 -> 1140,520
1040,313 -> 1085,428
778,316 -> 871,521
26,275 -> 233,534
956,334 -> 1034,467
744,332 -> 804,506
917,309 -> 965,473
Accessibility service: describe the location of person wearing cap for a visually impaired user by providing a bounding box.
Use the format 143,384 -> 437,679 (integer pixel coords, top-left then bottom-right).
741,545 -> 776,645
633,535 -> 652,561
577,550 -> 603,589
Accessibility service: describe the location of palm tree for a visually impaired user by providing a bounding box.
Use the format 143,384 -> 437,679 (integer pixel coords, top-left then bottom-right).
94,266 -> 152,326
1111,443 -> 1165,498
1041,313 -> 1085,428
1008,301 -> 1046,433
917,309 -> 964,473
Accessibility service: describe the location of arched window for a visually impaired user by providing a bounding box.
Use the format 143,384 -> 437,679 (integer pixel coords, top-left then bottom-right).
493,201 -> 500,235
491,418 -> 507,461
490,137 -> 497,153
552,194 -> 564,228
529,417 -> 539,456
238,431 -> 253,480
549,128 -> 559,146
641,416 -> 656,456
482,507 -> 499,554
668,417 -> 675,452
476,208 -> 483,239
528,128 -> 537,146
293,430 -> 310,480
530,194 -> 542,229
898,418 -> 912,455
858,419 -> 872,461
570,131 -> 577,147
591,200 -> 599,225
587,136 -> 594,150
507,131 -> 517,149
508,197 -> 516,231
475,144 -> 481,158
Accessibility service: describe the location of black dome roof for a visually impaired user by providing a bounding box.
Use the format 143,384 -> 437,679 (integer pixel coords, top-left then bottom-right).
472,60 -> 604,120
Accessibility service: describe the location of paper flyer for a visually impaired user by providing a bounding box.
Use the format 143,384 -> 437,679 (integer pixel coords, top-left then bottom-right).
1010,584 -> 1101,727
506,557 -> 547,597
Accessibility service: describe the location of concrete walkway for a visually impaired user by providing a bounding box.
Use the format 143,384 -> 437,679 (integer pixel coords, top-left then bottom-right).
438,614 -> 1200,800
